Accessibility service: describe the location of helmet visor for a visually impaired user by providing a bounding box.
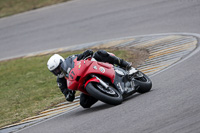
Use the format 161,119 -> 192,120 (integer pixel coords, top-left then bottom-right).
51,66 -> 61,76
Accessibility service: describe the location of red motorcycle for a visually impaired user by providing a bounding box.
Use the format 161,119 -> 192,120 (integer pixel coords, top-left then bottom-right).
62,56 -> 152,105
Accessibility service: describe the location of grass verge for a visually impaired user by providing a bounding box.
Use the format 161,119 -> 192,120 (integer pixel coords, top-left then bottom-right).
0,0 -> 71,18
0,48 -> 149,128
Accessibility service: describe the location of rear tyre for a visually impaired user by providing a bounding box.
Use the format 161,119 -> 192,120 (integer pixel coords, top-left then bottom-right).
86,82 -> 123,105
134,71 -> 152,93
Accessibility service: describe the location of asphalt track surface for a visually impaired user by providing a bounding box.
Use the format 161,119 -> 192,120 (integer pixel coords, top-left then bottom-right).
1,0 -> 200,133
1,0 -> 200,60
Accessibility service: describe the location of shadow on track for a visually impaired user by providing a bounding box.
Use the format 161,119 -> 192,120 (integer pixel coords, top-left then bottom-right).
74,92 -> 151,116
123,93 -> 141,102
74,103 -> 114,116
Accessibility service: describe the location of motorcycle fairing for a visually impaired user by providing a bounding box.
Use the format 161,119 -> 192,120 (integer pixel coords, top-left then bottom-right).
65,58 -> 115,94
113,67 -> 136,97
113,67 -> 126,94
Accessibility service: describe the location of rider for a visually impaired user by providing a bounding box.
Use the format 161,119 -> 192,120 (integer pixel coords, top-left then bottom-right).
47,49 -> 136,108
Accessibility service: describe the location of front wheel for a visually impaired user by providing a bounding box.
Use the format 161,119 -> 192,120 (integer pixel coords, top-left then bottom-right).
133,71 -> 152,93
86,82 -> 123,105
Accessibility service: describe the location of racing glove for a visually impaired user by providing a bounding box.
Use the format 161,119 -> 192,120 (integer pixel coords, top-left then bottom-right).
65,90 -> 76,102
77,49 -> 93,61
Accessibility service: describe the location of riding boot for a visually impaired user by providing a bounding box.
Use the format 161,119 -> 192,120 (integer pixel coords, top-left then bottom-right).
119,59 -> 132,69
119,59 -> 138,75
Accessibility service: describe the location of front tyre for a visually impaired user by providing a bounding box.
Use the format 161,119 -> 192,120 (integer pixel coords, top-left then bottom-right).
86,82 -> 123,105
134,71 -> 152,93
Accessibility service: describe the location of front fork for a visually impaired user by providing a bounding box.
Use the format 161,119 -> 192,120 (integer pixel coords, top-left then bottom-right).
90,75 -> 109,89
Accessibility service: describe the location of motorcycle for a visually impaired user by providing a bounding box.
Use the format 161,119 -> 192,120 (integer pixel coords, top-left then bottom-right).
62,56 -> 152,105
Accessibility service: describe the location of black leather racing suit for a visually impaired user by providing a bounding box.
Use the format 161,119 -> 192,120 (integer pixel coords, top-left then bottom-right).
57,50 -> 131,108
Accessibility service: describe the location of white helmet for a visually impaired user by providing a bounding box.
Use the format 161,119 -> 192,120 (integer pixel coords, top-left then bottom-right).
47,54 -> 65,76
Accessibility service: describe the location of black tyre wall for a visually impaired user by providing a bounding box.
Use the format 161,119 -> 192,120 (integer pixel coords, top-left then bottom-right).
135,73 -> 152,93
86,82 -> 123,105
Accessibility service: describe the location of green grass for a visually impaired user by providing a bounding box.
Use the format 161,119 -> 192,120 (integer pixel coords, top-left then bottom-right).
0,49 -> 148,128
0,0 -> 71,18
0,51 -> 79,128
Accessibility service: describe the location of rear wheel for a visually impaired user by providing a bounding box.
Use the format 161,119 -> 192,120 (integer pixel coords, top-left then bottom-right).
133,71 -> 152,93
86,82 -> 123,105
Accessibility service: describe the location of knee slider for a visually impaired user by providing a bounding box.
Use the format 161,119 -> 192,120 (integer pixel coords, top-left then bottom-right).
80,100 -> 91,108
